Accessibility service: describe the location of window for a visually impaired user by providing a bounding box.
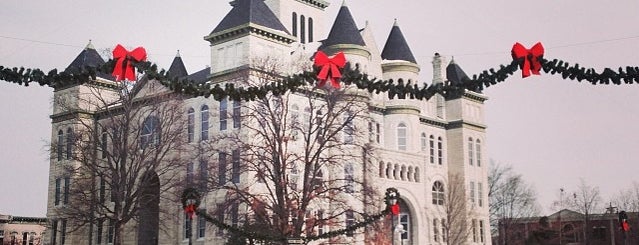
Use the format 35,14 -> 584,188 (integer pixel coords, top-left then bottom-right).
289,164 -> 299,190
216,205 -> 225,236
101,131 -> 107,159
472,219 -> 477,242
96,219 -> 103,244
308,17 -> 314,42
300,15 -> 306,43
441,218 -> 447,242
99,177 -> 106,203
186,162 -> 194,186
233,100 -> 241,129
66,128 -> 73,159
421,133 -> 427,152
231,203 -> 239,227
468,137 -> 474,166
219,99 -> 227,131
397,123 -> 407,150
437,137 -> 443,165
200,105 -> 209,141
432,181 -> 444,205
197,209 -> 206,238
476,139 -> 482,167
57,130 -> 64,161
399,205 -> 410,241
64,177 -> 70,204
479,220 -> 485,243
478,182 -> 483,207
470,181 -> 475,204
292,12 -> 298,37
312,168 -> 323,191
376,123 -> 381,143
429,135 -> 435,164
51,220 -> 58,245
344,163 -> 354,193
183,215 -> 192,240
107,219 -> 114,243
218,153 -> 227,185
345,210 -> 354,237
232,149 -> 240,184
29,232 -> 35,245
433,219 -> 439,242
140,116 -> 160,148
22,232 -> 27,245
55,178 -> 61,206
60,219 -> 67,245
199,159 -> 208,192
187,108 -> 194,143
343,112 -> 353,144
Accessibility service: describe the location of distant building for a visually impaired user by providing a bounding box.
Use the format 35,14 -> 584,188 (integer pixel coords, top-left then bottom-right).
0,214 -> 47,245
497,209 -> 637,245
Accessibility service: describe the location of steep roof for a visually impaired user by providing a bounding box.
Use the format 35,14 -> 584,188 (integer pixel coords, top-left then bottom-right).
210,0 -> 289,35
185,67 -> 211,85
381,20 -> 417,64
65,41 -> 112,79
321,1 -> 365,48
446,59 -> 470,84
167,51 -> 188,79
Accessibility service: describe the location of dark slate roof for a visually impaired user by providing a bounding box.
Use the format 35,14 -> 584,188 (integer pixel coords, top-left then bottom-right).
65,42 -> 112,80
184,67 -> 210,84
381,20 -> 417,64
446,59 -> 470,84
167,51 -> 188,79
210,0 -> 289,35
321,2 -> 365,48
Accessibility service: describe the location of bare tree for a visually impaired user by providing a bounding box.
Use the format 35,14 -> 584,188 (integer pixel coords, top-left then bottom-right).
438,174 -> 471,245
196,57 -> 381,244
54,80 -> 187,245
610,181 -> 639,212
562,179 -> 602,245
488,161 -> 539,245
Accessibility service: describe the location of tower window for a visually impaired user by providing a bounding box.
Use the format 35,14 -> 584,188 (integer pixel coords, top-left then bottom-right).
187,107 -> 194,142
292,12 -> 298,37
308,17 -> 314,42
201,105 -> 209,141
397,123 -> 407,151
300,15 -> 306,44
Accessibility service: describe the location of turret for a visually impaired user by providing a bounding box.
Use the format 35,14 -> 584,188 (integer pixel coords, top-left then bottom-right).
318,1 -> 370,69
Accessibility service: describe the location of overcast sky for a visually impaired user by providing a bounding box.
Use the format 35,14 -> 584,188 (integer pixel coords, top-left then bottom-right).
1,0 -> 638,216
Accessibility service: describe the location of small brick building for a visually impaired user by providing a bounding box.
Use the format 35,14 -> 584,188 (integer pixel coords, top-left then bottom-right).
496,209 -> 638,245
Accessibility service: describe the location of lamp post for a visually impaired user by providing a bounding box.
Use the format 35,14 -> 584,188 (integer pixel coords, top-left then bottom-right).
385,188 -> 400,245
182,188 -> 201,245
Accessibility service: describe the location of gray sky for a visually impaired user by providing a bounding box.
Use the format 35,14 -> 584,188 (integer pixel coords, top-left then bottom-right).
1,0 -> 638,216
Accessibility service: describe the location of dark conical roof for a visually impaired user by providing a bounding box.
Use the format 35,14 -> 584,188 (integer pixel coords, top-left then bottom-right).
381,20 -> 417,64
321,2 -> 365,47
65,41 -> 105,73
167,51 -> 188,79
184,67 -> 211,85
446,59 -> 470,84
210,0 -> 289,35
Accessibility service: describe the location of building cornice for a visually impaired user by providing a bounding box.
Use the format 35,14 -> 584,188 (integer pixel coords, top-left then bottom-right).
447,119 -> 487,131
204,23 -> 295,46
295,0 -> 330,9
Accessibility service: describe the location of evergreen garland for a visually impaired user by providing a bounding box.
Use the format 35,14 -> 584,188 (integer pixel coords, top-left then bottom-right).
2,56 -> 639,102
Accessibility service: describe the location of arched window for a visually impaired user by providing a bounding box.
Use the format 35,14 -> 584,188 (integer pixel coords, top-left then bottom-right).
66,128 -> 73,159
101,131 -> 108,159
476,139 -> 482,167
344,163 -> 354,193
186,162 -> 194,186
187,107 -> 194,143
308,17 -> 314,42
57,130 -> 64,161
407,166 -> 413,181
300,15 -> 306,44
141,116 -> 161,148
414,167 -> 420,182
343,111 -> 353,143
468,137 -> 474,166
432,181 -> 444,205
219,99 -> 227,131
429,135 -> 435,164
386,163 -> 392,179
379,162 -> 384,177
290,164 -> 299,190
437,137 -> 443,165
421,133 -> 427,152
397,123 -> 407,150
393,164 -> 400,180
200,105 -> 209,140
218,152 -> 227,185
292,12 -> 298,37
400,165 -> 406,181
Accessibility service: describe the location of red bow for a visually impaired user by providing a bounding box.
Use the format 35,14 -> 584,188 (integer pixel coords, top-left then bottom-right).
391,203 -> 400,216
622,220 -> 630,232
511,42 -> 544,78
314,51 -> 346,89
184,204 -> 196,219
112,44 -> 147,81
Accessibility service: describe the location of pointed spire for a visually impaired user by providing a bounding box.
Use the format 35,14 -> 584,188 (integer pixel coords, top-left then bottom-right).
381,19 -> 417,64
85,40 -> 95,50
209,0 -> 289,35
65,41 -> 106,73
321,2 -> 365,48
446,59 -> 470,84
168,50 -> 188,79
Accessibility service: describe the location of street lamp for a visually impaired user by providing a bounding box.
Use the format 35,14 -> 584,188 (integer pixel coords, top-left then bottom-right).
182,188 -> 201,245
385,188 -> 400,245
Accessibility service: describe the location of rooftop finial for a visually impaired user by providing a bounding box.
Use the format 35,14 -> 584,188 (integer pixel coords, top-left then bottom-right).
393,18 -> 399,26
341,0 -> 347,7
176,49 -> 181,57
85,39 -> 95,50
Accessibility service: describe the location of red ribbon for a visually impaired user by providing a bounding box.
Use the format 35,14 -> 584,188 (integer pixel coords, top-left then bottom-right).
314,51 -> 346,89
112,44 -> 147,81
622,220 -> 630,232
184,204 -> 196,219
391,203 -> 400,216
511,42 -> 544,78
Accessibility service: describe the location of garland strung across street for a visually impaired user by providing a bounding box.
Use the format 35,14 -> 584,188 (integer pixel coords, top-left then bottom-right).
1,42 -> 639,102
